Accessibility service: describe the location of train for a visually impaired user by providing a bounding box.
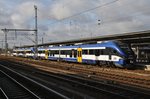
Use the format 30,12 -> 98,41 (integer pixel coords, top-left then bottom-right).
12,41 -> 136,68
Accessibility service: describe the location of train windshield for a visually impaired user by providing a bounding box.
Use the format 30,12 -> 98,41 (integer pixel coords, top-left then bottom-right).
116,42 -> 133,55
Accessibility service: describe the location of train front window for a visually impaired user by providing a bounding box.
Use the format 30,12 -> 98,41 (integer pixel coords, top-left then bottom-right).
121,46 -> 132,54
117,42 -> 132,54
111,49 -> 120,56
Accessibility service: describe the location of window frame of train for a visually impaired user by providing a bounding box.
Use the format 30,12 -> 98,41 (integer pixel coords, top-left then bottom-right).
50,50 -> 52,56
55,50 -> 59,54
99,48 -> 112,60
83,48 -> 111,56
109,48 -> 122,57
26,51 -> 31,54
38,50 -> 43,54
82,50 -> 88,55
60,50 -> 65,55
70,49 -> 76,58
23,50 -> 26,55
89,49 -> 95,55
95,49 -> 100,56
51,50 -> 55,56
74,50 -> 77,58
60,50 -> 68,57
69,50 -> 72,57
52,50 -> 59,56
64,50 -> 72,57
50,50 -> 53,56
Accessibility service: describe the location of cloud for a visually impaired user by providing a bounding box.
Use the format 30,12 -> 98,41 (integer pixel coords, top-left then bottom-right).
1,0 -> 150,48
0,2 -> 12,27
10,1 -> 42,28
44,0 -> 150,42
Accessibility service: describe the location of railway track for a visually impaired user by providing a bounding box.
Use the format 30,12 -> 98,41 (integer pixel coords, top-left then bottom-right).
0,70 -> 40,99
0,88 -> 8,99
3,56 -> 150,75
0,63 -> 70,99
66,66 -> 150,88
0,60 -> 125,99
9,57 -> 150,89
1,60 -> 150,99
42,62 -> 150,88
30,70 -> 150,99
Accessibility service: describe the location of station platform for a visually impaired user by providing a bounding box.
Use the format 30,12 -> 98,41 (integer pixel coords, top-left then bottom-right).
136,63 -> 150,70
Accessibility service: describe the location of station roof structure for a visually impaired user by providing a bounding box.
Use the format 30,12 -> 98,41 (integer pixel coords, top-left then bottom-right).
15,29 -> 150,48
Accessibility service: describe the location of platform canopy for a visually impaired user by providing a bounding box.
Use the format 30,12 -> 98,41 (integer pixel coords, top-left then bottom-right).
15,30 -> 150,48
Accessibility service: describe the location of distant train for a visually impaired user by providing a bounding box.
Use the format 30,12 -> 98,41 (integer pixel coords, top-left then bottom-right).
12,41 -> 136,68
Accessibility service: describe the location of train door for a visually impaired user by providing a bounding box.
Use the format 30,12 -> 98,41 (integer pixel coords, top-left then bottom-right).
45,50 -> 49,59
77,48 -> 82,63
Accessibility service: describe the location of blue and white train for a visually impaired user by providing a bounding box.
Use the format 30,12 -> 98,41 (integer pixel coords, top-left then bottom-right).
13,41 -> 136,68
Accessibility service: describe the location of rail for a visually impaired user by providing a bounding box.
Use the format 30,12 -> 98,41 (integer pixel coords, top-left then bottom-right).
0,88 -> 8,99
0,64 -> 70,99
1,59 -> 150,99
0,70 -> 40,99
35,71 -> 150,99
2,60 -> 150,99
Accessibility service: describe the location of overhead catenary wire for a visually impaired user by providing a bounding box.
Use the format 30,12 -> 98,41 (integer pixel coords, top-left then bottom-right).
12,0 -> 150,47
44,0 -> 119,25
38,0 -> 149,27
32,0 -> 150,37
38,0 -> 150,29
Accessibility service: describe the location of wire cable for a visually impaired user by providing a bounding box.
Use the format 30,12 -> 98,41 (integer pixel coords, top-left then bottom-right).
46,0 -> 119,25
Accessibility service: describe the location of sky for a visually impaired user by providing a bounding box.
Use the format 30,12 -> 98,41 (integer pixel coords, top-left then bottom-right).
0,0 -> 150,48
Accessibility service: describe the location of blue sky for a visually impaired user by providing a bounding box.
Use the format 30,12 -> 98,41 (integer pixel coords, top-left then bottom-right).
0,0 -> 150,48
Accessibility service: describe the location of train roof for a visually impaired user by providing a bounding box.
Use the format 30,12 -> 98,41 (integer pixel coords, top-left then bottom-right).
80,41 -> 117,48
14,47 -> 34,51
15,41 -> 124,52
38,41 -> 118,50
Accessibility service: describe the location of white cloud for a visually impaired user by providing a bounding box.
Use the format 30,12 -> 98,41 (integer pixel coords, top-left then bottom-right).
0,0 -> 150,48
11,1 -> 42,28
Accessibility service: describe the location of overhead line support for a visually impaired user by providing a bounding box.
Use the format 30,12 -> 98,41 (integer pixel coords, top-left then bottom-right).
34,5 -> 38,59
1,5 -> 38,58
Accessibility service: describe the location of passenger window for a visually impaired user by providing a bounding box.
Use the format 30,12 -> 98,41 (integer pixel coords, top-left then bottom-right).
95,49 -> 100,56
89,50 -> 94,55
74,50 -> 77,58
100,50 -> 104,55
70,52 -> 72,57
82,50 -> 88,54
